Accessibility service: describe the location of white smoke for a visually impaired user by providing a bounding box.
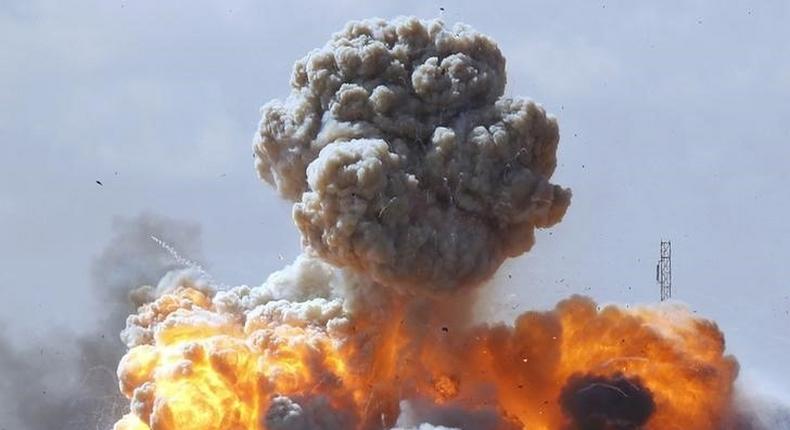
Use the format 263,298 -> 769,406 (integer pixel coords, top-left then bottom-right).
724,380 -> 790,429
254,17 -> 570,292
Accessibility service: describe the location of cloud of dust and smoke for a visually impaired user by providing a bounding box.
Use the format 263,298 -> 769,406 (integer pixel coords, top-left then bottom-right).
0,214 -> 203,430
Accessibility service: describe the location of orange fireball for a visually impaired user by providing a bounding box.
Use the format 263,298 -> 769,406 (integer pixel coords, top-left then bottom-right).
113,283 -> 738,430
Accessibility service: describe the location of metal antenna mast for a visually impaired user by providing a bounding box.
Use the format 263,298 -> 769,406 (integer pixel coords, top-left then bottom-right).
656,240 -> 672,301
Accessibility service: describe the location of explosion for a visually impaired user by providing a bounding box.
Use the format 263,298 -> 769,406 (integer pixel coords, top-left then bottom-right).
112,17 -> 741,430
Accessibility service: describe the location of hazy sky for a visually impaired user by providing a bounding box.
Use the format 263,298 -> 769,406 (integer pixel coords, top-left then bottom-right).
1,0 -> 788,403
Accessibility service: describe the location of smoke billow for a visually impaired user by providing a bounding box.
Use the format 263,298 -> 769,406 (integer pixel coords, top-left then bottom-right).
560,373 -> 655,430
0,213 -> 203,430
254,17 -> 570,292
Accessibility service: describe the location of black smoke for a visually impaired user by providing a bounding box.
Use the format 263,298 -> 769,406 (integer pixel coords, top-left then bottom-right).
560,373 -> 656,430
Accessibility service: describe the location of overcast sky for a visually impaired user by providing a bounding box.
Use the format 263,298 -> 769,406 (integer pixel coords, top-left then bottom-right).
1,0 -> 788,404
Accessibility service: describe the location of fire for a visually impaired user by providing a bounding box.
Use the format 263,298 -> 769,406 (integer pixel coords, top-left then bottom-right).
113,286 -> 738,430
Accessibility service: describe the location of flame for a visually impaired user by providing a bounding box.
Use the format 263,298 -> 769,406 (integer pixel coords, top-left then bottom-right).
113,287 -> 738,429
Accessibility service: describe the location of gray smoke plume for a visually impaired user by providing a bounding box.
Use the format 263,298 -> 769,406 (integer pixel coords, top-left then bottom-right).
254,17 -> 571,292
0,213 -> 203,430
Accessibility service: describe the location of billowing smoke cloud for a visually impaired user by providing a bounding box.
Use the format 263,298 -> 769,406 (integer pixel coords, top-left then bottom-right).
254,17 -> 570,292
560,373 -> 655,430
0,213 -> 203,430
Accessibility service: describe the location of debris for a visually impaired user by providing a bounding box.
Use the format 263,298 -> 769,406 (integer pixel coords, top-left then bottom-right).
95,180 -> 103,186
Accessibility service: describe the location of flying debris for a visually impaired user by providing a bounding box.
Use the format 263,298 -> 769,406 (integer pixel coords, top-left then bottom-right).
95,180 -> 103,186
